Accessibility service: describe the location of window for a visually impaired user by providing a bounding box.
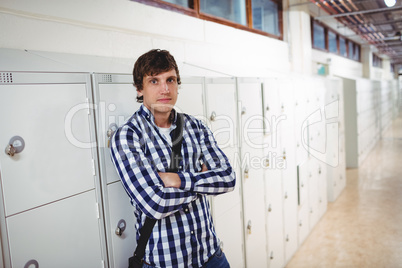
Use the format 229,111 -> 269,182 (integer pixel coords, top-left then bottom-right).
339,37 -> 347,57
313,22 -> 326,50
132,0 -> 282,39
328,31 -> 337,53
353,43 -> 360,61
162,0 -> 191,7
373,54 -> 383,68
348,41 -> 354,60
200,0 -> 247,25
311,18 -> 361,62
251,0 -> 280,36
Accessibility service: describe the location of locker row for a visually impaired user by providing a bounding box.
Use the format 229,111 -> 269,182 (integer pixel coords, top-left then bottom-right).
342,76 -> 397,168
0,71 -> 347,268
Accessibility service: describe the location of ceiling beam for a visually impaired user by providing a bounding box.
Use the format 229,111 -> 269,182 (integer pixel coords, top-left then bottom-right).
315,6 -> 402,20
338,19 -> 402,29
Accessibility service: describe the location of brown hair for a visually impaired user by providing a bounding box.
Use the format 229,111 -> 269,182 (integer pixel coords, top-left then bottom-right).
133,49 -> 181,103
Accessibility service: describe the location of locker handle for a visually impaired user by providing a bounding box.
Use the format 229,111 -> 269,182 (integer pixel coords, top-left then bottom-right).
247,220 -> 252,234
210,111 -> 216,122
5,136 -> 25,157
115,219 -> 127,236
241,107 -> 246,115
24,259 -> 39,268
5,144 -> 16,157
264,158 -> 269,167
244,166 -> 249,179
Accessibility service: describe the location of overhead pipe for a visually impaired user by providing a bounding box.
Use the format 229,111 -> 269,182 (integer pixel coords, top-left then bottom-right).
315,5 -> 402,20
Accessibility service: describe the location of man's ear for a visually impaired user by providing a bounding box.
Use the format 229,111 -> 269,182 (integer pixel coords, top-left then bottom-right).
137,90 -> 143,97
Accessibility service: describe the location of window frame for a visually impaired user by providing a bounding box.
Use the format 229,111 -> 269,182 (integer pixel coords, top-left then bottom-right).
311,17 -> 361,62
132,0 -> 283,40
327,29 -> 338,54
373,54 -> 383,68
311,20 -> 327,51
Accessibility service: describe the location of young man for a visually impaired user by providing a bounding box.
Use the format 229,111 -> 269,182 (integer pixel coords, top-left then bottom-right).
110,49 -> 235,268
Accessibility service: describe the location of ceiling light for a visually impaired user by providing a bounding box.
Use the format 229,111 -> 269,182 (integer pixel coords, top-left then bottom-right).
384,0 -> 396,7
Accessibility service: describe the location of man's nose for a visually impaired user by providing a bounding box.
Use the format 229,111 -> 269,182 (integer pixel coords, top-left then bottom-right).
161,83 -> 169,93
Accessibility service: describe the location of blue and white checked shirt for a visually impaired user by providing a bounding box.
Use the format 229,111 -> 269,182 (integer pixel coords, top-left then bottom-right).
110,105 -> 236,268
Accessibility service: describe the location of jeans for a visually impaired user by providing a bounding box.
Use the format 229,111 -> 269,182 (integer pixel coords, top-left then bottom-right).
204,247 -> 230,268
141,247 -> 230,268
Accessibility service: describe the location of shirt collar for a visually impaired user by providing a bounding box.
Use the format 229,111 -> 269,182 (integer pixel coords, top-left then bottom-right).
139,104 -> 179,128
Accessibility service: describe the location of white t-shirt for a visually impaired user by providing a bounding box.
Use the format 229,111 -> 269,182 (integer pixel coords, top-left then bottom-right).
158,126 -> 173,145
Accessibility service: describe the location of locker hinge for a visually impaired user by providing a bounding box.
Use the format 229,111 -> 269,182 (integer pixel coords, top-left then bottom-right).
92,159 -> 96,176
101,260 -> 105,268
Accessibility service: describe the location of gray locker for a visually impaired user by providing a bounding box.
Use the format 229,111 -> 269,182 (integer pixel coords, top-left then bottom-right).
92,73 -> 140,268
0,72 -> 106,268
204,77 -> 245,268
276,78 -> 298,263
237,78 -> 268,268
175,77 -> 205,120
262,79 -> 286,268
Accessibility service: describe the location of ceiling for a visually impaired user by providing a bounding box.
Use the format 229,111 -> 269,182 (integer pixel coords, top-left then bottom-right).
313,0 -> 402,71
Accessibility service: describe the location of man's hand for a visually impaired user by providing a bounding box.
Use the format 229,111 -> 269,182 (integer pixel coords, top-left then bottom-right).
159,172 -> 181,188
201,163 -> 208,172
159,164 -> 208,188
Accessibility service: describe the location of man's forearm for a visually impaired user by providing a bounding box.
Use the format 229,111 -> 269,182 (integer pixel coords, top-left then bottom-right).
160,164 -> 208,188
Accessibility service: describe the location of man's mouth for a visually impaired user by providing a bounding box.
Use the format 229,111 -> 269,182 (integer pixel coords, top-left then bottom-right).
158,98 -> 171,103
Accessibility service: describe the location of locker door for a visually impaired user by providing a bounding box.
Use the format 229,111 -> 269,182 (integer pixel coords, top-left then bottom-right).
308,160 -> 319,230
237,78 -> 264,145
106,181 -> 137,268
0,72 -> 105,267
93,74 -> 141,268
277,78 -> 298,263
293,77 -> 309,165
94,74 -> 141,185
262,78 -> 281,128
264,136 -> 285,268
6,190 -> 103,268
237,79 -> 268,268
205,78 -> 244,268
0,76 -> 96,216
175,77 -> 205,120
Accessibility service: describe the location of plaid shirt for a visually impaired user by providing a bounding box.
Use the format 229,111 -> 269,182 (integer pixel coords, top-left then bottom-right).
110,105 -> 236,267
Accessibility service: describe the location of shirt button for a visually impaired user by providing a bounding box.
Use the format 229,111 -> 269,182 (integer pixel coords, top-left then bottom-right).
191,231 -> 194,235
185,208 -> 189,212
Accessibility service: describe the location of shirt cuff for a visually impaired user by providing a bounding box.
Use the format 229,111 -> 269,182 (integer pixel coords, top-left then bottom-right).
178,172 -> 195,192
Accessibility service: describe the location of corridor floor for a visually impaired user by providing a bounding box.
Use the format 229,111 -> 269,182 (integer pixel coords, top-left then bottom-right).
286,117 -> 402,268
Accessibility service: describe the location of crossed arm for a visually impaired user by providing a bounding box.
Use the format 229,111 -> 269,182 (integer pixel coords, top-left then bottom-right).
159,164 -> 208,188
111,118 -> 235,219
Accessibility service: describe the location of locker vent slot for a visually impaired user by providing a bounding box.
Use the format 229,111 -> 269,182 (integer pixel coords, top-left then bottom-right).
0,72 -> 13,84
101,74 -> 113,83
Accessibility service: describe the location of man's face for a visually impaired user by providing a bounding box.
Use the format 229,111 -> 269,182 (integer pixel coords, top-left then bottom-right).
138,69 -> 179,117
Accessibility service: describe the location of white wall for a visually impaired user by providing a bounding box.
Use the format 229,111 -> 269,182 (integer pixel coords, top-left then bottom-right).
0,0 -> 290,77
0,0 -> 397,79
312,49 -> 363,78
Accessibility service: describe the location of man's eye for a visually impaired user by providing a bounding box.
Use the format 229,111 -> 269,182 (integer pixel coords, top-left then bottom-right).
150,79 -> 158,84
167,78 -> 176,83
